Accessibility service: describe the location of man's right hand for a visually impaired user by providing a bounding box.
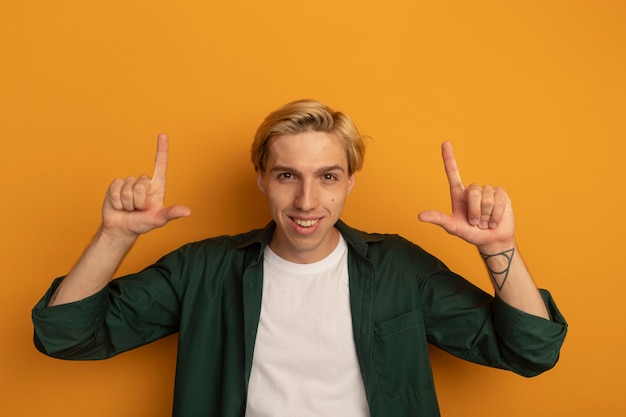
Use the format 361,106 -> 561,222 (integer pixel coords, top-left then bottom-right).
48,134 -> 191,306
101,133 -> 191,241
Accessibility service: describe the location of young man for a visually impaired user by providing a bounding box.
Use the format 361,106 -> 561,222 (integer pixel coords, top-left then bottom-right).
32,99 -> 567,417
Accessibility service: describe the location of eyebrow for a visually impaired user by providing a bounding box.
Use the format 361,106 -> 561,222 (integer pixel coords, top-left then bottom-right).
270,165 -> 346,176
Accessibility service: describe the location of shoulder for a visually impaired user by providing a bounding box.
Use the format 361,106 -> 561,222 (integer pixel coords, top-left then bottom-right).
337,221 -> 440,266
368,233 -> 438,266
156,226 -> 270,267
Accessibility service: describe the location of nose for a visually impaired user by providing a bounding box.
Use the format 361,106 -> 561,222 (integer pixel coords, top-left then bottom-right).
294,179 -> 319,211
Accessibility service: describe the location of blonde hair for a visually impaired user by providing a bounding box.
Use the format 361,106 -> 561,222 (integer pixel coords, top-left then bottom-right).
251,99 -> 366,174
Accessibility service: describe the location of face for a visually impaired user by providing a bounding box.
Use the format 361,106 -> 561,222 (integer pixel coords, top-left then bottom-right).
257,131 -> 355,264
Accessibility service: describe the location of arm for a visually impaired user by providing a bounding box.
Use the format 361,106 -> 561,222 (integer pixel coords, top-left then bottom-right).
418,142 -> 549,320
49,133 -> 191,306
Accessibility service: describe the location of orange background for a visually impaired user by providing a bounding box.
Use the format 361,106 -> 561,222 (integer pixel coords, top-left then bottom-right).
2,1 -> 624,416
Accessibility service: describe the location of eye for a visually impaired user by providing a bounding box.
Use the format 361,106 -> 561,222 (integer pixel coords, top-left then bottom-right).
322,173 -> 338,182
278,172 -> 295,181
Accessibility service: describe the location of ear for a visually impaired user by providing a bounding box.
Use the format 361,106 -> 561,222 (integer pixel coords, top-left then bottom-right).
256,171 -> 267,195
347,174 -> 356,195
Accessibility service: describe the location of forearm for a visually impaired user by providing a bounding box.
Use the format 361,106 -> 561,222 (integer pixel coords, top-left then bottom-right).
478,242 -> 550,320
48,226 -> 137,306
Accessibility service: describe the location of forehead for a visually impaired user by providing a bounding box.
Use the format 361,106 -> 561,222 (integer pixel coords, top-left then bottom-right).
267,131 -> 348,169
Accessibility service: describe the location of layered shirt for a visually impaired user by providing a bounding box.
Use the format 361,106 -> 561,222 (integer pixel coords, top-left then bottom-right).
32,221 -> 568,417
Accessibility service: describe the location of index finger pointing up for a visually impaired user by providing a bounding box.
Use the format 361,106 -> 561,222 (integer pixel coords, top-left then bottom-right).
441,141 -> 465,197
153,133 -> 170,185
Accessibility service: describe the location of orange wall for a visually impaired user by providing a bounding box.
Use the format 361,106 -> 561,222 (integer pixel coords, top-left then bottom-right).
2,1 -> 624,416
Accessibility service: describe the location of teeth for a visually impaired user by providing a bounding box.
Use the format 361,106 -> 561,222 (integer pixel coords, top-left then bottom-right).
294,218 -> 319,227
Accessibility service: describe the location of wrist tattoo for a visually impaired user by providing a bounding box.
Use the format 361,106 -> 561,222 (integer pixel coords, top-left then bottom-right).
480,248 -> 515,291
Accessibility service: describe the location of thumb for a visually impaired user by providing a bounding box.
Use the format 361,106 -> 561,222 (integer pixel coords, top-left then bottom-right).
156,204 -> 192,226
418,210 -> 452,230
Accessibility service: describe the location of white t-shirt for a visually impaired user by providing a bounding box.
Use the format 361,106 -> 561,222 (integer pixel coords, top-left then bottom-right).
245,234 -> 369,417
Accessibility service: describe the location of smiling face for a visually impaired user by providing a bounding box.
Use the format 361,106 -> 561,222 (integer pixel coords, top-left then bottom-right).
257,130 -> 355,264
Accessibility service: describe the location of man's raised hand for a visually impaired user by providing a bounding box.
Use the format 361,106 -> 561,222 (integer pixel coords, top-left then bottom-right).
101,134 -> 191,240
418,141 -> 515,252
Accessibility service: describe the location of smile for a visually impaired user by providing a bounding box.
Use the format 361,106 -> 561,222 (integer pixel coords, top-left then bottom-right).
293,218 -> 320,227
